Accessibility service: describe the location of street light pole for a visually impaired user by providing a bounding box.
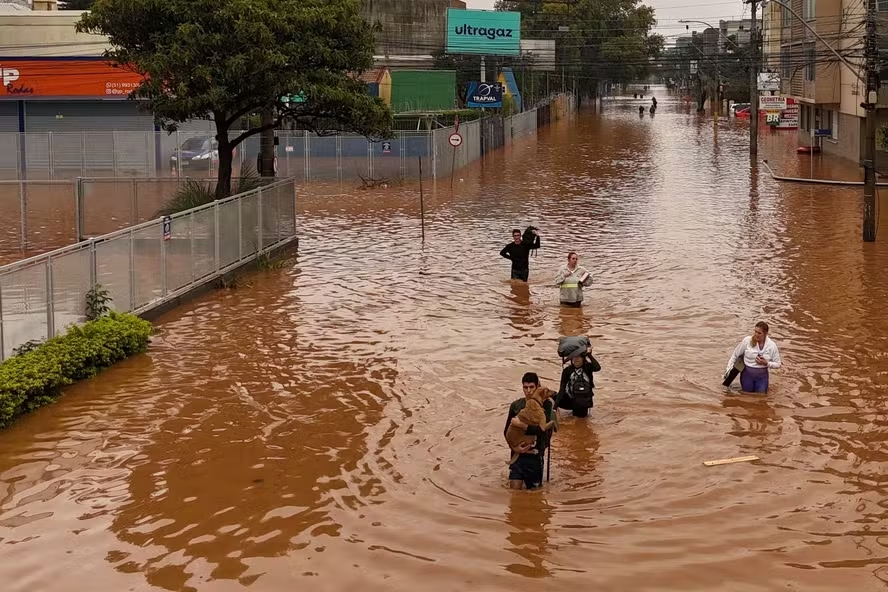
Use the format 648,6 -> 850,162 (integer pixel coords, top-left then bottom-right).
761,0 -> 873,240
747,0 -> 759,161
863,0 -> 878,242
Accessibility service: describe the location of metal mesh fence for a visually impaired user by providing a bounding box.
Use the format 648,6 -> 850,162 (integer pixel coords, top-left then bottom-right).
0,180 -> 78,263
0,106 -> 574,185
0,178 -> 298,360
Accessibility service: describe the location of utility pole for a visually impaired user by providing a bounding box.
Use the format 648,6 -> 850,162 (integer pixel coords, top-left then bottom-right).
747,0 -> 759,162
863,0 -> 878,242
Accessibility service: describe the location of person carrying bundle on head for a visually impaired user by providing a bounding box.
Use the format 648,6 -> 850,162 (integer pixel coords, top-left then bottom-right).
556,335 -> 601,418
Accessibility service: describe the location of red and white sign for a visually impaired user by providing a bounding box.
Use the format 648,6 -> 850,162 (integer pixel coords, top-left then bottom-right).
448,132 -> 463,147
759,95 -> 787,111
776,98 -> 799,130
0,58 -> 145,98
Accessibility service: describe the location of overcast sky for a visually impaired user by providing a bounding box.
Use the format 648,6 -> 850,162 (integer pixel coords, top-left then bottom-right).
463,0 -> 752,44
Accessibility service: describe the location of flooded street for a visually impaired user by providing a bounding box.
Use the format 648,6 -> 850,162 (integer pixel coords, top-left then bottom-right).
4,94 -> 888,591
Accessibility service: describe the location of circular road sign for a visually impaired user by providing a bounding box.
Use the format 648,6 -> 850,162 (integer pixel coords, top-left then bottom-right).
448,132 -> 463,148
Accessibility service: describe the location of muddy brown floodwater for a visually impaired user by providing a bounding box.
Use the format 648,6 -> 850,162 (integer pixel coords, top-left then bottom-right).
4,92 -> 888,591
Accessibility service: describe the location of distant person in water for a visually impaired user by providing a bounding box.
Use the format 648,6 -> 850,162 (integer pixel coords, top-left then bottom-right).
500,228 -> 540,282
639,106 -> 645,115
724,321 -> 782,393
651,97 -> 658,109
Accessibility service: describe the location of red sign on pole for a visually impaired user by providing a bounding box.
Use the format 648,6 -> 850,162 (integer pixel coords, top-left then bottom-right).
454,114 -> 460,132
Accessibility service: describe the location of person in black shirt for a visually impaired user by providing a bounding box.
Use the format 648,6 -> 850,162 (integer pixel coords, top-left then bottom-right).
557,344 -> 601,418
500,228 -> 540,282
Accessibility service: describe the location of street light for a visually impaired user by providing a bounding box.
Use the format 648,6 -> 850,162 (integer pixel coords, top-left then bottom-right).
679,21 -> 727,115
678,20 -> 744,54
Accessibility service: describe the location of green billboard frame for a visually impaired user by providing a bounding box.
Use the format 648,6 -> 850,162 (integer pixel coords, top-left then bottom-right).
445,8 -> 521,57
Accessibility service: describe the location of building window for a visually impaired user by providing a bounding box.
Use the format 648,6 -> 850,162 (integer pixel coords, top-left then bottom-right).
782,5 -> 792,23
805,47 -> 815,81
878,0 -> 888,13
803,0 -> 816,19
781,48 -> 791,79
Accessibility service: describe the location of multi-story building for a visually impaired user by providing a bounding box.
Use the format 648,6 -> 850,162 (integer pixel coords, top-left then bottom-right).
719,19 -> 753,52
762,0 -> 866,161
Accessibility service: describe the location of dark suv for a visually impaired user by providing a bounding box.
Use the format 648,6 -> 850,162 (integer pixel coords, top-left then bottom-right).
170,136 -> 219,173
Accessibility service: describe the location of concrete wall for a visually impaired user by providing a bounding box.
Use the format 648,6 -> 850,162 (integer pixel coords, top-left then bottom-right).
362,0 -> 449,57
0,3 -> 451,65
821,111 -> 862,164
0,9 -> 107,56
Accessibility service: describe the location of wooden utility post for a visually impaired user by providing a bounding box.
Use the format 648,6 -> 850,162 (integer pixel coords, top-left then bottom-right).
747,0 -> 759,161
863,0 -> 878,242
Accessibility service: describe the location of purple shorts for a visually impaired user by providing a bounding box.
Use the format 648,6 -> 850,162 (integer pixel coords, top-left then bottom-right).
740,366 -> 769,393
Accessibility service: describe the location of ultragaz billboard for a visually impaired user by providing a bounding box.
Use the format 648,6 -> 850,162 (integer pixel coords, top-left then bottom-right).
446,9 -> 521,56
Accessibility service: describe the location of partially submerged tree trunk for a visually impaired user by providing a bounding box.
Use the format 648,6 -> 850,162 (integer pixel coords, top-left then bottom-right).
258,107 -> 276,178
215,126 -> 234,200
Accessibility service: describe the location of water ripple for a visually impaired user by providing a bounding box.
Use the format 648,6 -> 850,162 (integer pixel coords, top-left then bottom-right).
2,93 -> 888,591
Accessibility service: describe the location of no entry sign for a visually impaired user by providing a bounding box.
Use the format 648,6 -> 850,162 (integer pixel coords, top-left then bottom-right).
448,132 -> 463,147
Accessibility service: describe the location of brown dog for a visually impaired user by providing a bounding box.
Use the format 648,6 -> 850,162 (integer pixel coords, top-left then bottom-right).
505,386 -> 556,466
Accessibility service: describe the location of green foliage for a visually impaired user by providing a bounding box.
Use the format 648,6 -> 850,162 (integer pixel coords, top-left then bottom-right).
85,284 -> 112,321
436,110 -> 483,126
257,252 -> 295,271
502,94 -> 518,117
0,312 -> 153,429
495,0 -> 663,93
12,340 -> 44,357
76,0 -> 393,199
878,126 -> 888,152
156,164 -> 263,216
159,178 -> 217,216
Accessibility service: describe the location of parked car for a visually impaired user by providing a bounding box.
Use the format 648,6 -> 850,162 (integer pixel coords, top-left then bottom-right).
730,103 -> 750,116
170,136 -> 233,173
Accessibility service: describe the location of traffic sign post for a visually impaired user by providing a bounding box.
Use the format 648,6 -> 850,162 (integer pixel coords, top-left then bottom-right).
449,132 -> 463,189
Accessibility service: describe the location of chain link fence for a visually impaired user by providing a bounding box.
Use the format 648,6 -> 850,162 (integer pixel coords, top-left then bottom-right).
0,178 -> 297,361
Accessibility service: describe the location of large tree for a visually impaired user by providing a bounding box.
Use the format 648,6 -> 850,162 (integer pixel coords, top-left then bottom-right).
77,0 -> 393,198
495,0 -> 663,97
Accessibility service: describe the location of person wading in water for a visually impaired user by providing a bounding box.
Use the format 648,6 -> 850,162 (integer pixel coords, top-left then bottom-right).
555,252 -> 593,307
504,372 -> 556,490
724,321 -> 783,393
500,228 -> 540,282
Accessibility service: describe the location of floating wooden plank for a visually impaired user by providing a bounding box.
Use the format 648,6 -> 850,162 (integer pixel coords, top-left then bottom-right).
703,455 -> 760,467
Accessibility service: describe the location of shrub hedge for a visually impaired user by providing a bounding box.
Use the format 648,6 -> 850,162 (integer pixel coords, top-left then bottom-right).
0,312 -> 153,429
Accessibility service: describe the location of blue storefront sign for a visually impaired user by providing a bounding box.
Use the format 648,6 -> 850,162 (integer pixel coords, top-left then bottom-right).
466,82 -> 504,108
446,9 -> 521,56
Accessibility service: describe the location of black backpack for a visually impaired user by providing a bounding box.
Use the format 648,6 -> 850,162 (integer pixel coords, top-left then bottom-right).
569,367 -> 593,407
522,226 -> 539,254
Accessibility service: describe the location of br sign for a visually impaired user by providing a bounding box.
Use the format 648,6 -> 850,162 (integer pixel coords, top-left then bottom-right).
466,82 -> 504,108
446,8 -> 521,56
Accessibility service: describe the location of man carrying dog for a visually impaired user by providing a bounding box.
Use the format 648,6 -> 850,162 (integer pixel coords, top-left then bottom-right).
504,372 -> 556,490
500,227 -> 540,282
